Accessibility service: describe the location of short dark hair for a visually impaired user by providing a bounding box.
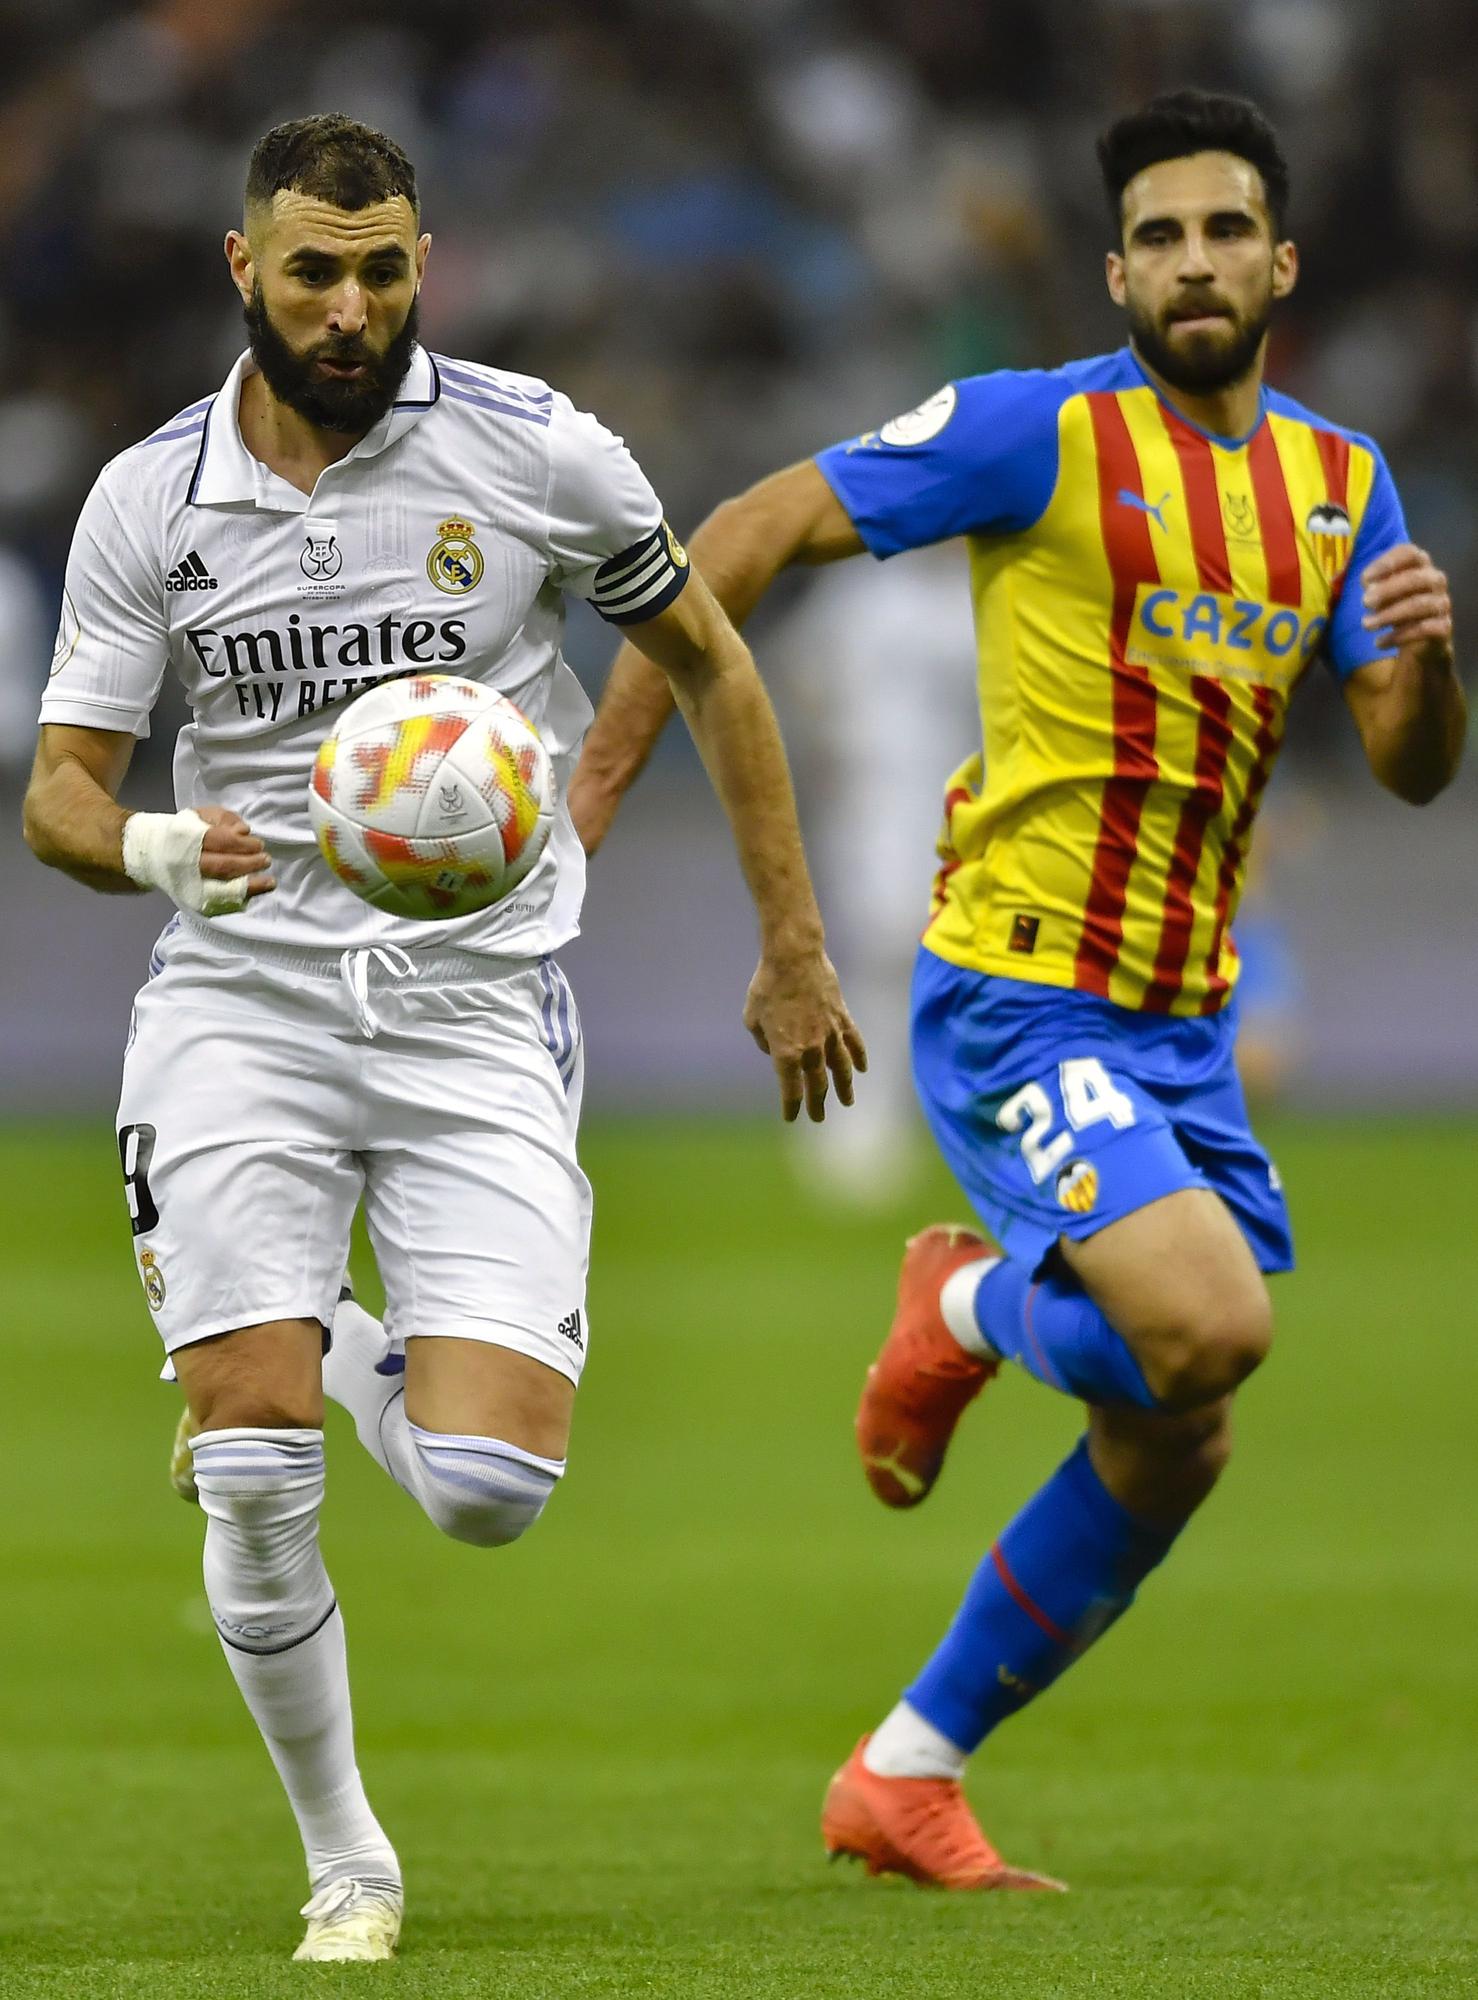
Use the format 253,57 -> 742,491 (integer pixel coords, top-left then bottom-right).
1097,90 -> 1289,239
245,114 -> 419,220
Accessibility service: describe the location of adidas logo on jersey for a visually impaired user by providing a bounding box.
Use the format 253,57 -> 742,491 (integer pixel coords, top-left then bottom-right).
166,550 -> 218,593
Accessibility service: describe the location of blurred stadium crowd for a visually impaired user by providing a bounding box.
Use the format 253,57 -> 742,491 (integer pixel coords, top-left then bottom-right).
3,0 -> 1478,776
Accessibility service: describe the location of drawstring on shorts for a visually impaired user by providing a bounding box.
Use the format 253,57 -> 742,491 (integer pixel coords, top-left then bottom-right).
339,945 -> 415,1038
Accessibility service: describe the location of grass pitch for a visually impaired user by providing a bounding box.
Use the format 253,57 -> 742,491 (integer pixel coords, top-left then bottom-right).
1,1117 -> 1474,1998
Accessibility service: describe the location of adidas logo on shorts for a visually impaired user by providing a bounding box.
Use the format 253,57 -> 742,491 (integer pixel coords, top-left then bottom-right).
166,550 -> 218,592
557,1310 -> 584,1351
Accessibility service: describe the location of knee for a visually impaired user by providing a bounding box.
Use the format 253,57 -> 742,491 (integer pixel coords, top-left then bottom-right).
1143,1288 -> 1273,1409
191,1428 -> 331,1652
191,1426 -> 325,1526
409,1427 -> 564,1548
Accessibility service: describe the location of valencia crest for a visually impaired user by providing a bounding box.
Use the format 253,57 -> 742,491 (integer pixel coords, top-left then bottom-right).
427,517 -> 484,595
1306,501 -> 1352,582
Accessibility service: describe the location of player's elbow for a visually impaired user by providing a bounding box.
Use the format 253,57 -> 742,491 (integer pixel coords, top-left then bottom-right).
689,465 -> 826,611
1360,683 -> 1467,805
1370,756 -> 1459,807
1375,756 -> 1461,807
20,776 -> 58,867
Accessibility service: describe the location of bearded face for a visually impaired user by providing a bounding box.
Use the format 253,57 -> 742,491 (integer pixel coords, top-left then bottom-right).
244,280 -> 419,434
1110,152 -> 1294,404
1122,279 -> 1272,396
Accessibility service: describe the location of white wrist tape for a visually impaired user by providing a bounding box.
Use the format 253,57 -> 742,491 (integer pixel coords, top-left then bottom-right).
121,809 -> 253,918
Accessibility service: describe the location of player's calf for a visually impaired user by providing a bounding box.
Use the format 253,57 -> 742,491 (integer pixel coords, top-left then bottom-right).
1086,1397 -> 1234,1527
190,1425 -> 400,1895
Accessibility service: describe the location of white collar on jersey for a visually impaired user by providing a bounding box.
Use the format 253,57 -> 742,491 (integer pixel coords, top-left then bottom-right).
187,345 -> 441,509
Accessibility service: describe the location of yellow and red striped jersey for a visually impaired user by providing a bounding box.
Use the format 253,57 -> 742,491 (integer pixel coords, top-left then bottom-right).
815,351 -> 1405,1015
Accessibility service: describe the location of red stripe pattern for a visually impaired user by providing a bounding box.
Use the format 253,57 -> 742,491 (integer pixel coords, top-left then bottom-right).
1313,428 -> 1354,597
1138,408 -> 1240,1010
1074,393 -> 1161,997
1314,428 -> 1350,508
927,781 -> 975,924
1160,405 -> 1233,592
1143,676 -> 1235,1013
1247,423 -> 1302,606
1200,683 -> 1283,1011
990,1542 -> 1073,1649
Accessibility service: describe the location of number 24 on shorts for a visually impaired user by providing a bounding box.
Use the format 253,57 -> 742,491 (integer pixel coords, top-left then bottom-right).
997,1060 -> 1136,1184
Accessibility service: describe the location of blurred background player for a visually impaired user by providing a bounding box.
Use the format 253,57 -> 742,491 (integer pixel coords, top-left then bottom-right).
773,542 -> 978,1207
1223,797 -> 1316,1104
23,116 -> 860,1961
570,89 -> 1465,1889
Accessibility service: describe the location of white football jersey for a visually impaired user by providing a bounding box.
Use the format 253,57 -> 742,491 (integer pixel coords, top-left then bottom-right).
41,346 -> 689,956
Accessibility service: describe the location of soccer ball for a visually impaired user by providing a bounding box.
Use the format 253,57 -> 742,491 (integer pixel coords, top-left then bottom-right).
308,674 -> 554,919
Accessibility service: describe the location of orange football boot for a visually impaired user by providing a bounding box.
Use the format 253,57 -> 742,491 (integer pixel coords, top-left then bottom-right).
857,1224 -> 999,1508
822,1737 -> 1065,1891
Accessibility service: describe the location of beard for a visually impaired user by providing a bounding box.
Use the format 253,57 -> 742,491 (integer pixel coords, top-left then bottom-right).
244,283 -> 419,434
1127,291 -> 1271,397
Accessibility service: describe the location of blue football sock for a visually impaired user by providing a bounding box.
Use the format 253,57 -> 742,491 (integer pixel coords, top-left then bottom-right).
906,1437 -> 1180,1753
974,1256 -> 1158,1408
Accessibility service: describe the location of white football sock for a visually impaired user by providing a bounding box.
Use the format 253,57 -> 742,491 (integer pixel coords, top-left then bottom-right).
192,1427 -> 399,1892
325,1299 -> 564,1545
939,1257 -> 1002,1359
322,1298 -> 402,1475
863,1700 -> 969,1781
381,1408 -> 564,1546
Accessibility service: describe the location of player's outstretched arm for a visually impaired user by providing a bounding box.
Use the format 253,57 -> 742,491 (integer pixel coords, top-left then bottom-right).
618,568 -> 866,1121
1344,543 -> 1466,804
570,462 -> 862,857
23,723 -> 276,908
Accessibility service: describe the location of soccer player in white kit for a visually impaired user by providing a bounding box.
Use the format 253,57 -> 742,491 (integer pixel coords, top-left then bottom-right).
23,116 -> 863,1963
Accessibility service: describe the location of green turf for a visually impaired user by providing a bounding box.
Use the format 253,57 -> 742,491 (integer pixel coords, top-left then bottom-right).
1,1117 -> 1474,1997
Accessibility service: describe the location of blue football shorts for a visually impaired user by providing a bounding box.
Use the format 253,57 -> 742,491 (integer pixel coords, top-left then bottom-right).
910,947 -> 1294,1276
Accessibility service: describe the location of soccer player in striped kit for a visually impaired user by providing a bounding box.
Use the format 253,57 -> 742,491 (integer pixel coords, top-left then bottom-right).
570,91 -> 1465,1889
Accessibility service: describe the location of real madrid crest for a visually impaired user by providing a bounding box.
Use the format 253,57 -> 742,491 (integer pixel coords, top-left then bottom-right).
140,1248 -> 167,1311
427,517 -> 484,595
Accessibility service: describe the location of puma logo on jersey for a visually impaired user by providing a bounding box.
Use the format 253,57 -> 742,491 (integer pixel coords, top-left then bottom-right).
166,550 -> 218,592
1116,488 -> 1171,533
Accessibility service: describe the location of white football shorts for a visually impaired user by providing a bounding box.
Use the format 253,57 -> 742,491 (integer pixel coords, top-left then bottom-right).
116,914 -> 591,1385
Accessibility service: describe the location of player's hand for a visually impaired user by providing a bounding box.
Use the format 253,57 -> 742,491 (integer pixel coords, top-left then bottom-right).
744,948 -> 868,1122
195,806 -> 276,898
1362,543 -> 1454,666
122,806 -> 275,915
